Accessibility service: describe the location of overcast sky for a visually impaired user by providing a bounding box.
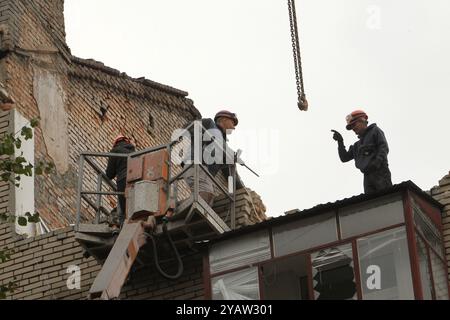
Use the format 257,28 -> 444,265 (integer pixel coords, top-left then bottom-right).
64,0 -> 450,217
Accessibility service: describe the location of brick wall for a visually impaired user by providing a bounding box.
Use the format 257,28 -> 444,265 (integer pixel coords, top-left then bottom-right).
0,221 -> 205,300
0,0 -> 268,300
0,110 -> 11,223
431,172 -> 450,279
0,0 -> 202,229
0,188 -> 263,300
0,0 -> 69,58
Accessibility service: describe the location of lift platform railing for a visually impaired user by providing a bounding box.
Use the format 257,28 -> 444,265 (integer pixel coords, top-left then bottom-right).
75,152 -> 127,231
75,121 -> 238,232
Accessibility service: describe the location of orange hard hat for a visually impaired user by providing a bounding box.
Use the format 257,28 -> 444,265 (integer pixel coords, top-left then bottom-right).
113,135 -> 130,146
214,110 -> 238,126
346,110 -> 368,130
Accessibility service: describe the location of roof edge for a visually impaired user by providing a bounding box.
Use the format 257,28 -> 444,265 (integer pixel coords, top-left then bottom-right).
211,181 -> 444,244
70,56 -> 189,98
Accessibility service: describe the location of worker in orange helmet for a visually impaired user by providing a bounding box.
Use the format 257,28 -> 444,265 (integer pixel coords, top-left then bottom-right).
182,110 -> 244,206
106,134 -> 136,228
331,110 -> 392,194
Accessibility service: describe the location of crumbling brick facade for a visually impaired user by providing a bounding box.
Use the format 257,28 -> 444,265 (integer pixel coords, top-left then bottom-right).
0,0 -> 267,300
0,0 -> 201,229
431,172 -> 450,279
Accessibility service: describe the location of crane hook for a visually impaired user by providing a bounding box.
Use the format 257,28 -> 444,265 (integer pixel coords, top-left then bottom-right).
298,94 -> 308,111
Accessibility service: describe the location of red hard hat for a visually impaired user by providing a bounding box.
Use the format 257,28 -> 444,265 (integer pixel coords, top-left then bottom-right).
214,110 -> 238,126
113,134 -> 129,146
346,110 -> 368,130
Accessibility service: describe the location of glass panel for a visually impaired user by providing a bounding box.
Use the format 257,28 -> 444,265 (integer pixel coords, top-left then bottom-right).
416,236 -> 433,300
339,195 -> 404,239
429,250 -> 450,300
357,227 -> 414,300
311,244 -> 357,300
212,268 -> 259,300
412,199 -> 444,260
273,212 -> 338,257
209,230 -> 271,274
262,254 -> 309,300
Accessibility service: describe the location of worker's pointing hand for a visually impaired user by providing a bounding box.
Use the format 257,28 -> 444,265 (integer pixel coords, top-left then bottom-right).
331,130 -> 343,143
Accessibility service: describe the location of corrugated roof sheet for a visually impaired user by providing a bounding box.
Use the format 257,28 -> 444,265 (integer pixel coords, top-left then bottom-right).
212,181 -> 443,243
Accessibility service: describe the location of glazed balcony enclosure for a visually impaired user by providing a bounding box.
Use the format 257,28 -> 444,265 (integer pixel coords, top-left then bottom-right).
207,182 -> 450,300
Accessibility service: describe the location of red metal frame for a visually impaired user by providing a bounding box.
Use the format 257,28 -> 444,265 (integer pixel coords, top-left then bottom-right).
417,230 -> 450,300
411,203 -> 446,260
204,189 -> 448,301
411,190 -> 450,300
352,240 -> 363,300
410,193 -> 443,232
414,232 -> 435,300
403,190 -> 424,300
209,223 -> 406,280
426,241 -> 437,300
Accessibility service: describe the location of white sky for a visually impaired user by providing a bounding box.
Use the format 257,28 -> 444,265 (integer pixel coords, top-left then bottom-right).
64,0 -> 450,217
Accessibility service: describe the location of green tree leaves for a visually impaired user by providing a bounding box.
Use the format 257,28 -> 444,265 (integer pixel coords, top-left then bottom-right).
0,118 -> 54,299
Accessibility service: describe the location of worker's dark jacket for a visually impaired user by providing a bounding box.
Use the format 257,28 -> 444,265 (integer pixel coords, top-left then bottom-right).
183,118 -> 243,189
106,141 -> 136,182
337,124 -> 392,193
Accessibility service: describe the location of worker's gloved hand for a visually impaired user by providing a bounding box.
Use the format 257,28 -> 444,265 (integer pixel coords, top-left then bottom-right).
331,130 -> 343,143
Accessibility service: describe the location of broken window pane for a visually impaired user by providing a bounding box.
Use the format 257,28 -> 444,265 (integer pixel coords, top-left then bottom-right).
416,236 -> 433,300
357,227 -> 414,300
262,254 -> 309,300
273,212 -> 338,257
212,267 -> 260,300
339,195 -> 404,239
429,249 -> 450,300
311,244 -> 357,300
209,230 -> 271,274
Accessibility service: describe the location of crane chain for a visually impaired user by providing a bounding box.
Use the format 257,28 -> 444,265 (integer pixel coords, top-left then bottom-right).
288,0 -> 308,111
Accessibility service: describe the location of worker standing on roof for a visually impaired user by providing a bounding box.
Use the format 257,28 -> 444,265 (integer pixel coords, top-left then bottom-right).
331,110 -> 392,194
182,110 -> 244,206
106,135 -> 136,228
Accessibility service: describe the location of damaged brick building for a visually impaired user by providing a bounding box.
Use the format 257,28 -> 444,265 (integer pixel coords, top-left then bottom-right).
0,0 -> 266,299
0,0 -> 449,300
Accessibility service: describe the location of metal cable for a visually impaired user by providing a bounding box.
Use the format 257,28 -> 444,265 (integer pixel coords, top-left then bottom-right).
145,219 -> 184,280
